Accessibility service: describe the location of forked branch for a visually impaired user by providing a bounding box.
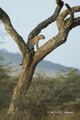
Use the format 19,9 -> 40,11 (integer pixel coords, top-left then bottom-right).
34,5 -> 80,64
57,4 -> 74,31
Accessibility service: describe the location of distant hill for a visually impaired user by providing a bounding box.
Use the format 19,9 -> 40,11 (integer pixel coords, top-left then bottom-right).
0,49 -> 76,76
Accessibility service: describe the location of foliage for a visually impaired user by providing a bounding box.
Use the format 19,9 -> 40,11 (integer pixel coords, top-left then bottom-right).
0,57 -> 18,108
24,70 -> 80,119
0,60 -> 80,120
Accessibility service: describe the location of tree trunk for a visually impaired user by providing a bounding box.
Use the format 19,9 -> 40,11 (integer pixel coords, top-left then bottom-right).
7,57 -> 36,119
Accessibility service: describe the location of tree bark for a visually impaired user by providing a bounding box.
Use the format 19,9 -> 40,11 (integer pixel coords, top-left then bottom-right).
7,59 -> 36,117
0,0 -> 80,119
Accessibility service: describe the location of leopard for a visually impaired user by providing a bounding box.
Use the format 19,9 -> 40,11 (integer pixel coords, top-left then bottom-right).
20,35 -> 45,65
27,35 -> 45,52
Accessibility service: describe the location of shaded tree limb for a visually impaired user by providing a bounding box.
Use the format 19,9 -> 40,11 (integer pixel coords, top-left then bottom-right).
28,0 -> 64,40
0,8 -> 27,55
71,17 -> 80,29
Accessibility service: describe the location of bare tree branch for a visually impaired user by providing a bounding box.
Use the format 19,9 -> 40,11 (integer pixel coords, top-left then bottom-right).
57,6 -> 80,31
56,4 -> 74,31
65,4 -> 74,29
0,8 -> 27,55
71,17 -> 80,29
28,0 -> 64,40
33,5 -> 80,64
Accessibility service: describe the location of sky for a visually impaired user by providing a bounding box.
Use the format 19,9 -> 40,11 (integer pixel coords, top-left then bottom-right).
0,0 -> 80,69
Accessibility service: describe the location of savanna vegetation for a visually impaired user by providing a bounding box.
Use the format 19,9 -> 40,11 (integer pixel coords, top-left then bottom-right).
0,57 -> 80,120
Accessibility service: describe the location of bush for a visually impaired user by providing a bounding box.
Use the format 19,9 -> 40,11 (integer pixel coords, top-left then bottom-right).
0,65 -> 80,120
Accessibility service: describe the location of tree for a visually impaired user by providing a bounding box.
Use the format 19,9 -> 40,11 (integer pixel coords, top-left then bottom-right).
0,0 -> 80,119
